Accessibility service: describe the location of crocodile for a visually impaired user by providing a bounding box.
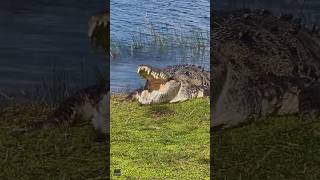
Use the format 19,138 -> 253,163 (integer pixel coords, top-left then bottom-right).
130,64 -> 210,104
212,9 -> 320,128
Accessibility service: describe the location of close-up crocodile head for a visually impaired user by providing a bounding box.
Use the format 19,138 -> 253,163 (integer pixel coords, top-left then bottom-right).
211,9 -> 320,128
132,64 -> 210,104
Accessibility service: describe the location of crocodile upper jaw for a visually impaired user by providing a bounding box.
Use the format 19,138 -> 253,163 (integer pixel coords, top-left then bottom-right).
88,12 -> 109,38
137,64 -> 172,91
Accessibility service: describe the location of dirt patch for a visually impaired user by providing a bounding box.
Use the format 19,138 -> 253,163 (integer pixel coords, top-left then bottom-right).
149,106 -> 176,118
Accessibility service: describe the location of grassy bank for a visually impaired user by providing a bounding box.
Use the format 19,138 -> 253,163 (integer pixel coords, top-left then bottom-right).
110,95 -> 210,179
0,103 -> 107,180
212,116 -> 320,179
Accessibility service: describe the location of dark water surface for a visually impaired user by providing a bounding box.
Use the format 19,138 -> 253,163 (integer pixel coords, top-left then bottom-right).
2,1 -> 319,95
110,0 -> 210,92
0,0 -> 105,99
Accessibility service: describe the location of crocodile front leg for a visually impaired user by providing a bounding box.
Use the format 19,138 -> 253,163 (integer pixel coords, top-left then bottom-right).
212,67 -> 261,128
299,83 -> 320,121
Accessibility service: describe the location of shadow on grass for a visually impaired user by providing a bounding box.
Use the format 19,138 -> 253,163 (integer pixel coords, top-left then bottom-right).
146,105 -> 176,118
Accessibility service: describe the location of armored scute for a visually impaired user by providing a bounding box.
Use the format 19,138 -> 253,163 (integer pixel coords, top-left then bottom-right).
212,9 -> 320,128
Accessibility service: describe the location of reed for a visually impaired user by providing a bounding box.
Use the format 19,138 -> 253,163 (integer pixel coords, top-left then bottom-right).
111,17 -> 210,58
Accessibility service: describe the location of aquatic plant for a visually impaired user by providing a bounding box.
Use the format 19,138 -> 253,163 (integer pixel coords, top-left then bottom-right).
131,33 -> 144,50
111,16 -> 210,57
27,60 -> 106,105
33,65 -> 71,104
110,39 -> 121,58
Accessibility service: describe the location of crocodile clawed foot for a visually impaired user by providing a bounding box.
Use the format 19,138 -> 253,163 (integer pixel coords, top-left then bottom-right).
126,88 -> 142,101
299,83 -> 320,123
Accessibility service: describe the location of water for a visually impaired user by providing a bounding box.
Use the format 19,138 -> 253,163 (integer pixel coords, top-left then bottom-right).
0,0 -> 106,99
110,0 -> 210,92
2,1 -> 319,95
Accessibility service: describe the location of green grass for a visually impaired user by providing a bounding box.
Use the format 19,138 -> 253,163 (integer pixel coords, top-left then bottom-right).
212,115 -> 320,179
4,95 -> 319,179
0,103 -> 107,180
110,95 -> 210,179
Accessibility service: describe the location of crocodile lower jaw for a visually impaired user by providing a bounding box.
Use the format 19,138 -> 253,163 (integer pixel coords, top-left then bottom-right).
137,80 -> 181,104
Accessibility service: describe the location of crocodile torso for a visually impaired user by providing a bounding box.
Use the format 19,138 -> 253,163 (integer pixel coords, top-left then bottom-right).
46,84 -> 109,134
21,85 -> 109,136
131,64 -> 210,104
212,9 -> 320,128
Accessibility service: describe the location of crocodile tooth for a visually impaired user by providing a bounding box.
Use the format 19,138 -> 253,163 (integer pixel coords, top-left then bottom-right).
164,73 -> 168,78
160,75 -> 164,79
147,70 -> 151,74
103,20 -> 108,27
137,67 -> 141,73
160,73 -> 167,79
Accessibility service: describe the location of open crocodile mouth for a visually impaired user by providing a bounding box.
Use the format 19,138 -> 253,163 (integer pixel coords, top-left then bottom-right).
88,12 -> 109,38
137,65 -> 171,92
